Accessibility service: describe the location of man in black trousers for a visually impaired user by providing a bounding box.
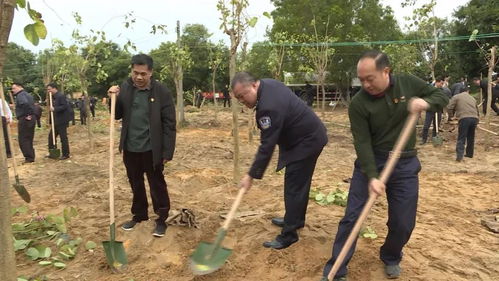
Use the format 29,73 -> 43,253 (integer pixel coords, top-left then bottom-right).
108,54 -> 176,238
12,83 -> 36,163
47,83 -> 71,160
472,77 -> 499,116
233,72 -> 328,249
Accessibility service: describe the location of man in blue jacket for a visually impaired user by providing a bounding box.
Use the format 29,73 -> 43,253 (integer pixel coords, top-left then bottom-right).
233,72 -> 328,249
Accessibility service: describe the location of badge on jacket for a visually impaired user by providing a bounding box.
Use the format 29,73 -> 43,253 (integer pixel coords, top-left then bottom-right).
259,116 -> 271,130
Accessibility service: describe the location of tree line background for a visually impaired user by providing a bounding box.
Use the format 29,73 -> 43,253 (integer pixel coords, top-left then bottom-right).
2,0 -> 498,104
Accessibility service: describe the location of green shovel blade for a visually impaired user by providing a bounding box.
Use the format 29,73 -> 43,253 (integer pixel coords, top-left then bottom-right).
190,229 -> 232,275
432,136 -> 443,147
102,223 -> 127,270
13,181 -> 30,203
49,148 -> 61,159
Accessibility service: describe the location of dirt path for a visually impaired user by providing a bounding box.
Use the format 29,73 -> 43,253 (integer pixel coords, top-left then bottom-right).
7,107 -> 499,281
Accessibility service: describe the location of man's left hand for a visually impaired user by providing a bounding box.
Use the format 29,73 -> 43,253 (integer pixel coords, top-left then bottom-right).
408,97 -> 429,113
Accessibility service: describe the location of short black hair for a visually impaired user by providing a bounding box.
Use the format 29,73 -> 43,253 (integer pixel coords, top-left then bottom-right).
359,50 -> 390,70
12,82 -> 24,88
131,54 -> 153,70
46,82 -> 58,89
231,72 -> 257,89
435,76 -> 445,82
472,77 -> 480,81
459,85 -> 470,94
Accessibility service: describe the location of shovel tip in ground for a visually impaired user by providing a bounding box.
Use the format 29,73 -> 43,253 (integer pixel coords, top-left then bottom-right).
189,241 -> 233,275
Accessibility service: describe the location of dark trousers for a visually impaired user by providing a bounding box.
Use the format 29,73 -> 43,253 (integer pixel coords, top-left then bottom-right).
323,156 -> 420,278
18,118 -> 36,161
421,111 -> 442,143
80,111 -> 87,125
277,151 -> 321,244
123,150 -> 170,223
36,117 -> 41,128
48,123 -> 70,157
456,117 -> 478,160
482,94 -> 499,115
90,106 -> 95,117
223,98 -> 231,107
2,117 -> 11,157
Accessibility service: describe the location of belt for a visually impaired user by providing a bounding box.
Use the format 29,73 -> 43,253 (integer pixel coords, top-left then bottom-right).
374,149 -> 417,159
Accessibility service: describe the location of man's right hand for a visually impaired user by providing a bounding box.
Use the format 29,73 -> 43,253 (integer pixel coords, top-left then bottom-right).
107,85 -> 120,96
368,178 -> 385,197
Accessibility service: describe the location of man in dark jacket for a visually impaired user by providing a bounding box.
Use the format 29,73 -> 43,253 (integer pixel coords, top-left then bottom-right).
47,83 -> 71,160
472,77 -> 499,115
108,54 -> 176,238
89,96 -> 97,118
12,83 -> 36,163
234,72 -> 328,250
78,95 -> 88,125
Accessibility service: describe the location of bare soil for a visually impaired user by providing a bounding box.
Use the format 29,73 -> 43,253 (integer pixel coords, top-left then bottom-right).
7,106 -> 499,281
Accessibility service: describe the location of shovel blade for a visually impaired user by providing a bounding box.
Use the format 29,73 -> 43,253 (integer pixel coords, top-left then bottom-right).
49,148 -> 61,159
13,182 -> 30,203
432,136 -> 443,147
102,240 -> 128,270
190,241 -> 232,275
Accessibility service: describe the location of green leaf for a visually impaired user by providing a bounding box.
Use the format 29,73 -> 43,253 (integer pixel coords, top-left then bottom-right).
58,251 -> 71,260
11,205 -> 28,215
263,11 -> 271,19
26,247 -> 40,260
326,192 -> 336,203
17,277 -> 29,281
39,261 -> 52,266
315,193 -> 325,201
85,241 -> 97,250
24,24 -> 40,46
13,239 -> 32,251
34,21 -> 47,39
16,0 -> 26,8
248,17 -> 258,28
35,245 -> 52,258
53,262 -> 66,269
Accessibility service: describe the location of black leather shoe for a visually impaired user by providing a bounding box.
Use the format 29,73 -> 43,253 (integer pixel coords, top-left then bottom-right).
60,155 -> 70,160
271,217 -> 285,227
262,238 -> 298,249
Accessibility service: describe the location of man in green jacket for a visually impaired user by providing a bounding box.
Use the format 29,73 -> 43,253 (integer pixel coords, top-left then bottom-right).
320,50 -> 448,281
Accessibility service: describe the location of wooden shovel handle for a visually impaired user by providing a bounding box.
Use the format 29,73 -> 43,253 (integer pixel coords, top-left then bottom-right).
109,93 -> 116,225
221,187 -> 247,230
0,86 -> 19,176
327,113 -> 418,280
48,92 -> 56,145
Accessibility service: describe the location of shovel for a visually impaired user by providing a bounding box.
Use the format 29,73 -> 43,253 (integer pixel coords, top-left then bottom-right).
47,92 -> 60,159
325,112 -> 419,281
0,87 -> 30,203
432,112 -> 443,147
102,92 -> 127,270
190,186 -> 247,275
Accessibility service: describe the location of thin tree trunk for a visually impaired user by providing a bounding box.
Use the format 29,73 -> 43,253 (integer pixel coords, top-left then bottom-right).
321,76 -> 326,119
230,44 -> 240,182
175,75 -> 185,126
176,21 -> 185,126
484,46 -> 496,151
0,1 -> 17,279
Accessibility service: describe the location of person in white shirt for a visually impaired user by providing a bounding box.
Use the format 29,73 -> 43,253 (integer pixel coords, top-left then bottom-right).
0,98 -> 13,158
